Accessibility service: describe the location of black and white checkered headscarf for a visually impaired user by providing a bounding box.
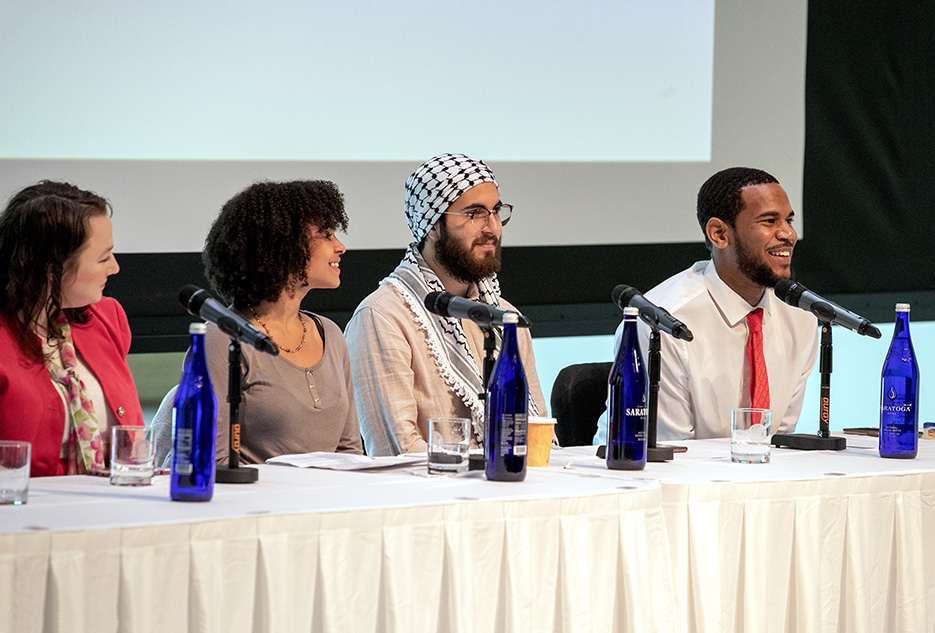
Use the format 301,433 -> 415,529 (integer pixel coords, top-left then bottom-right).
404,153 -> 498,241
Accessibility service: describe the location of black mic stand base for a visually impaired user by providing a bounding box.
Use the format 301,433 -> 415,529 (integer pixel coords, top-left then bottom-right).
646,445 -> 675,462
216,465 -> 260,483
596,442 -> 676,462
771,433 -> 846,451
772,322 -> 846,452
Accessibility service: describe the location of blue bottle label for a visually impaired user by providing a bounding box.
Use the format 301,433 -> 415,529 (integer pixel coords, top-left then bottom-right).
500,413 -> 528,456
172,420 -> 194,475
880,382 -> 915,431
625,405 -> 648,443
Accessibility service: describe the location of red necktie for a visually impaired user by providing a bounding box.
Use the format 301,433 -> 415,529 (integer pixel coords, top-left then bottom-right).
746,308 -> 770,409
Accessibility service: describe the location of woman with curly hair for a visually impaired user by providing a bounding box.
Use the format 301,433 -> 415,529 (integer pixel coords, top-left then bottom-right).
196,179 -> 362,462
0,181 -> 144,476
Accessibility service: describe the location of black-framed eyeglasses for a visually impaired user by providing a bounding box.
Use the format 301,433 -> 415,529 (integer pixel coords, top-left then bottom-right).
442,203 -> 512,229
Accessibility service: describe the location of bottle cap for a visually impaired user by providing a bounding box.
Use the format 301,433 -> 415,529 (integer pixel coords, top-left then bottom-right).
895,303 -> 910,312
623,307 -> 639,317
189,322 -> 207,334
502,312 -> 519,324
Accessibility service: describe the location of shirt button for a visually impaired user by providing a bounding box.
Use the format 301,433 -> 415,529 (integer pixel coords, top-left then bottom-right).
117,407 -> 125,417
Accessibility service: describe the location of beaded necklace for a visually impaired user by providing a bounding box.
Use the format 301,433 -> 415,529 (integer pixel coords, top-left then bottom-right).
248,306 -> 307,354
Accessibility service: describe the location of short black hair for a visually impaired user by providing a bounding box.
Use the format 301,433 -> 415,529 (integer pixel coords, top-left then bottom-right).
696,167 -> 779,248
203,180 -> 348,308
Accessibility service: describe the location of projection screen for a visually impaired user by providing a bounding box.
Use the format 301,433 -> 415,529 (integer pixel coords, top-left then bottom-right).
1,0 -> 807,254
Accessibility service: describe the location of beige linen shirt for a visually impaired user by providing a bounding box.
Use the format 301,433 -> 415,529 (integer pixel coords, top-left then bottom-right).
345,283 -> 547,455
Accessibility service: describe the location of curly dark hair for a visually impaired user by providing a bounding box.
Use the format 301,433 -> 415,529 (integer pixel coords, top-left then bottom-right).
0,181 -> 111,362
697,167 -> 779,248
203,180 -> 348,308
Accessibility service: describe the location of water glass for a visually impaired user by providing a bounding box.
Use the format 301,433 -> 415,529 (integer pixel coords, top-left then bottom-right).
731,408 -> 772,463
110,426 -> 155,486
428,418 -> 470,474
0,440 -> 31,505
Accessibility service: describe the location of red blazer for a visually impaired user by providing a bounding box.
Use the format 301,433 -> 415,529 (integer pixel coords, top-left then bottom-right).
0,297 -> 144,476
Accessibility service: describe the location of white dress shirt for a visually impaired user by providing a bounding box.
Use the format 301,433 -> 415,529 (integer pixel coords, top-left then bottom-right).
595,260 -> 818,442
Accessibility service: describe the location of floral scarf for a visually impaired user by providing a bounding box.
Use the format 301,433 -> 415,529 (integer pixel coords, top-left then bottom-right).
45,313 -> 106,474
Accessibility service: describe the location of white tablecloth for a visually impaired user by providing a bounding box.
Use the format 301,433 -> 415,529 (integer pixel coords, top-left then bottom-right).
0,463 -> 672,633
2,436 -> 934,633
556,436 -> 935,633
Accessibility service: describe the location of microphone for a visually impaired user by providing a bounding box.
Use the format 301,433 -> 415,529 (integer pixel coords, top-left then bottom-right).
178,285 -> 280,355
612,285 -> 693,341
424,291 -> 531,328
773,279 -> 882,338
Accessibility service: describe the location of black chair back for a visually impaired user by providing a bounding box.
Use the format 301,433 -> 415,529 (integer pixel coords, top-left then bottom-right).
550,362 -> 612,447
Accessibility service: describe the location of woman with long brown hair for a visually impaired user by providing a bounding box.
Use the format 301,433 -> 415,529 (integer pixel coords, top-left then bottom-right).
0,181 -> 143,476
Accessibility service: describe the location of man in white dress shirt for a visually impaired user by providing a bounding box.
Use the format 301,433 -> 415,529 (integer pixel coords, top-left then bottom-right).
595,167 -> 818,442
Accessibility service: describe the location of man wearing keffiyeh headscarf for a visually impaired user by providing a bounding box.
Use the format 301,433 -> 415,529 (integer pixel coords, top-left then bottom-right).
345,153 -> 547,456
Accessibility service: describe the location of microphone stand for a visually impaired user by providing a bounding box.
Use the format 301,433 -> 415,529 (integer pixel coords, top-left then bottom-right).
771,320 -> 846,451
482,326 -> 497,391
646,328 -> 676,461
468,326 -> 499,471
215,340 -> 260,483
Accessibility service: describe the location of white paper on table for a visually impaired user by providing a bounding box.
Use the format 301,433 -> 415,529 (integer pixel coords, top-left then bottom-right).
266,451 -> 428,471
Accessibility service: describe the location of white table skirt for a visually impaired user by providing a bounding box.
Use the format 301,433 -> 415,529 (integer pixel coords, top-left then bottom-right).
2,436 -> 934,633
0,465 -> 673,633
556,436 -> 935,633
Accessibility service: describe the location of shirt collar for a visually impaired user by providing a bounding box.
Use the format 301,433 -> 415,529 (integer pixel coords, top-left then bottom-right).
702,259 -> 773,327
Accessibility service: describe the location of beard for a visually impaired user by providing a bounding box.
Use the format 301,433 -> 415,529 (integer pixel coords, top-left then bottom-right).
735,234 -> 791,288
434,222 -> 502,285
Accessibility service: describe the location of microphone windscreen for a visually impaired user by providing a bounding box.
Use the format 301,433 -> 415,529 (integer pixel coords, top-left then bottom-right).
178,285 -> 210,315
773,279 -> 807,306
773,279 -> 795,303
424,291 -> 451,315
178,284 -> 199,307
611,284 -> 640,308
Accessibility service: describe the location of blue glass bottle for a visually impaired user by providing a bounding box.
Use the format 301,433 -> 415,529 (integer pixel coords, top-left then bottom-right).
485,312 -> 528,482
171,322 -> 218,500
607,307 -> 647,470
879,303 -> 919,459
